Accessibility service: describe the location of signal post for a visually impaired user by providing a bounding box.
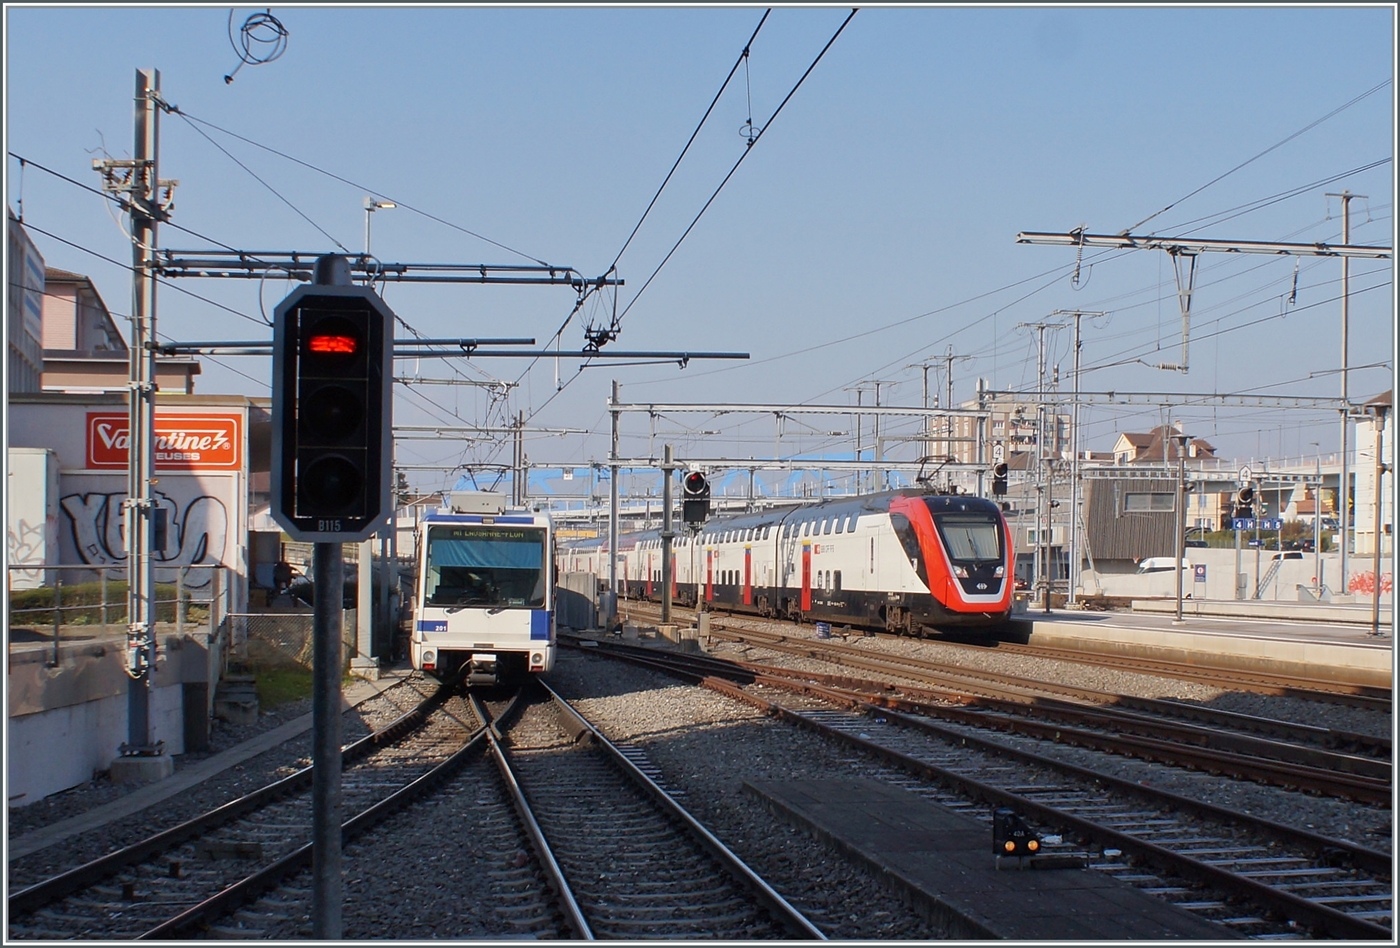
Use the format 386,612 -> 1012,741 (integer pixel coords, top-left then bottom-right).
271,255 -> 395,939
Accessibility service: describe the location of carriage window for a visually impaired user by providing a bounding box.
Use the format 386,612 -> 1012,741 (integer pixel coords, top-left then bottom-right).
762,526 -> 770,540
834,517 -> 844,534
847,512 -> 859,532
833,570 -> 842,592
801,521 -> 811,537
822,518 -> 832,535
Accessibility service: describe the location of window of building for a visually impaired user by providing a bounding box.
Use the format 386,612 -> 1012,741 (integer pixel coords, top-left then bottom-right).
1124,492 -> 1175,513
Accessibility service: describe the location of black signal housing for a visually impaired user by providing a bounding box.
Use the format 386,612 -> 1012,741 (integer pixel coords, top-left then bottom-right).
272,284 -> 394,542
682,470 -> 711,524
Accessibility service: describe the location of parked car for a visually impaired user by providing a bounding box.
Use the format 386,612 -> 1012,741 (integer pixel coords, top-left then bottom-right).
1271,551 -> 1304,561
1137,557 -> 1190,573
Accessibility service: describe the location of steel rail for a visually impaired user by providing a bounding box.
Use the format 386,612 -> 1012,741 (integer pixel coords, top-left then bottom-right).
565,634 -> 1389,800
138,692 -> 522,940
570,640 -> 1391,940
986,639 -> 1393,709
535,678 -> 828,940
648,599 -> 1391,709
703,628 -> 1392,785
8,681 -> 452,916
471,692 -> 593,940
564,637 -> 1392,866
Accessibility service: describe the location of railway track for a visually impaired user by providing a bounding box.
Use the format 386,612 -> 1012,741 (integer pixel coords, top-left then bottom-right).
491,680 -> 825,939
626,600 -> 1392,712
9,674 -> 827,941
567,636 -> 1392,940
7,679 -> 472,939
674,628 -> 1390,801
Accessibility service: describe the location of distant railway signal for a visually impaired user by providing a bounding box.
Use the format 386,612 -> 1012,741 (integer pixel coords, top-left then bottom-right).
682,470 -> 711,523
993,807 -> 1041,857
991,462 -> 1009,496
1232,484 -> 1255,521
272,284 -> 394,542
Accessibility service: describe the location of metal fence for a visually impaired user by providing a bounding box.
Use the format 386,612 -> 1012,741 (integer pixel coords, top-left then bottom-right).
7,563 -> 231,666
223,612 -> 355,672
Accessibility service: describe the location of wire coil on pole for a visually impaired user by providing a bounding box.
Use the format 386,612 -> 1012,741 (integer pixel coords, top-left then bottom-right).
224,9 -> 289,84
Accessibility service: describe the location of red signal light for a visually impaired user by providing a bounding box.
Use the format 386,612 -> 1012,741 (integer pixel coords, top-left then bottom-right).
308,334 -> 358,355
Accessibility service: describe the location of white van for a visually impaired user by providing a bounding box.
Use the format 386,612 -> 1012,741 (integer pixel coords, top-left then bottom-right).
1137,557 -> 1191,574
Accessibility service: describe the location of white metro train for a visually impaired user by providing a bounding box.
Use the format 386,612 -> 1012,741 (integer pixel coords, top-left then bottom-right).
558,488 -> 1014,636
410,491 -> 556,686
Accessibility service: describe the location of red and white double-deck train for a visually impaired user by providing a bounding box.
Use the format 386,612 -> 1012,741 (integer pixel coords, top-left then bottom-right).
558,488 -> 1014,635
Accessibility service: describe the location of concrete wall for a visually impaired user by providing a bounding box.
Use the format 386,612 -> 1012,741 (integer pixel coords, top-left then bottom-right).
1085,548 -> 1390,604
7,627 -> 222,808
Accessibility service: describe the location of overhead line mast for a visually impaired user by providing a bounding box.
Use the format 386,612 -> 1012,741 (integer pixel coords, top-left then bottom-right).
1016,229 -> 1391,375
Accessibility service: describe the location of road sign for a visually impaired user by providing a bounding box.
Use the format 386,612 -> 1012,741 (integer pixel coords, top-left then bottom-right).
993,442 -> 1005,463
1193,564 -> 1207,583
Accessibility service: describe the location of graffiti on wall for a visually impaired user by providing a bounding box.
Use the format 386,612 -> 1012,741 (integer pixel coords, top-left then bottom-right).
59,489 -> 229,586
1348,571 -> 1394,596
7,517 -> 57,587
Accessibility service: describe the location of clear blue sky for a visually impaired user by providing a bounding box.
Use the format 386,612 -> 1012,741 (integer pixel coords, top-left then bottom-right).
6,5 -> 1395,494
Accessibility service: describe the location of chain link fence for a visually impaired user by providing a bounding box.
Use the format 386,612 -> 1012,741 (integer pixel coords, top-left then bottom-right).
222,613 -> 355,672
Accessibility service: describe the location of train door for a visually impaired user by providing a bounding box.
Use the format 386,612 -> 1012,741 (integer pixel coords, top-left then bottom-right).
705,548 -> 714,602
743,545 -> 752,605
801,541 -> 812,612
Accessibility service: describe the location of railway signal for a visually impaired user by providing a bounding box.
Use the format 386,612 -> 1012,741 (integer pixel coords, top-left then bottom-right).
993,807 -> 1041,858
1232,484 -> 1255,520
272,284 -> 394,542
992,462 -> 1009,496
682,470 -> 711,523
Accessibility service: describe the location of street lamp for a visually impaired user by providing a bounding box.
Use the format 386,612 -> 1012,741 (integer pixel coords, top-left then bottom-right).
363,197 -> 396,255
1172,432 -> 1193,623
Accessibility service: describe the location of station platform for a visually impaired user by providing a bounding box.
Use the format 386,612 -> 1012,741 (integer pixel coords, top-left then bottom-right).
1009,604 -> 1393,689
745,777 -> 1236,940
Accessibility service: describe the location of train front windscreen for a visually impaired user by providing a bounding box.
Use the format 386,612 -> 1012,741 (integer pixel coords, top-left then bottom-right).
423,525 -> 548,608
930,510 -> 1006,594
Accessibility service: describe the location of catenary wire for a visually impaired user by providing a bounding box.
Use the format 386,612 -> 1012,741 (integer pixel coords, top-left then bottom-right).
164,105 -> 553,266
510,9 -> 773,393
170,109 -> 351,252
520,9 -> 859,425
1123,77 -> 1392,234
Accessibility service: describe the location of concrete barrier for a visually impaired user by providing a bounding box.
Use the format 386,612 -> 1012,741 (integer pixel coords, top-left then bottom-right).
1020,616 -> 1392,688
7,625 -> 219,806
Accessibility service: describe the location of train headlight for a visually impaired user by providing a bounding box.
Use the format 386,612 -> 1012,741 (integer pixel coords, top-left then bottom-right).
530,652 -> 544,666
954,566 -> 969,578
994,566 -> 1005,578
422,649 -> 436,670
